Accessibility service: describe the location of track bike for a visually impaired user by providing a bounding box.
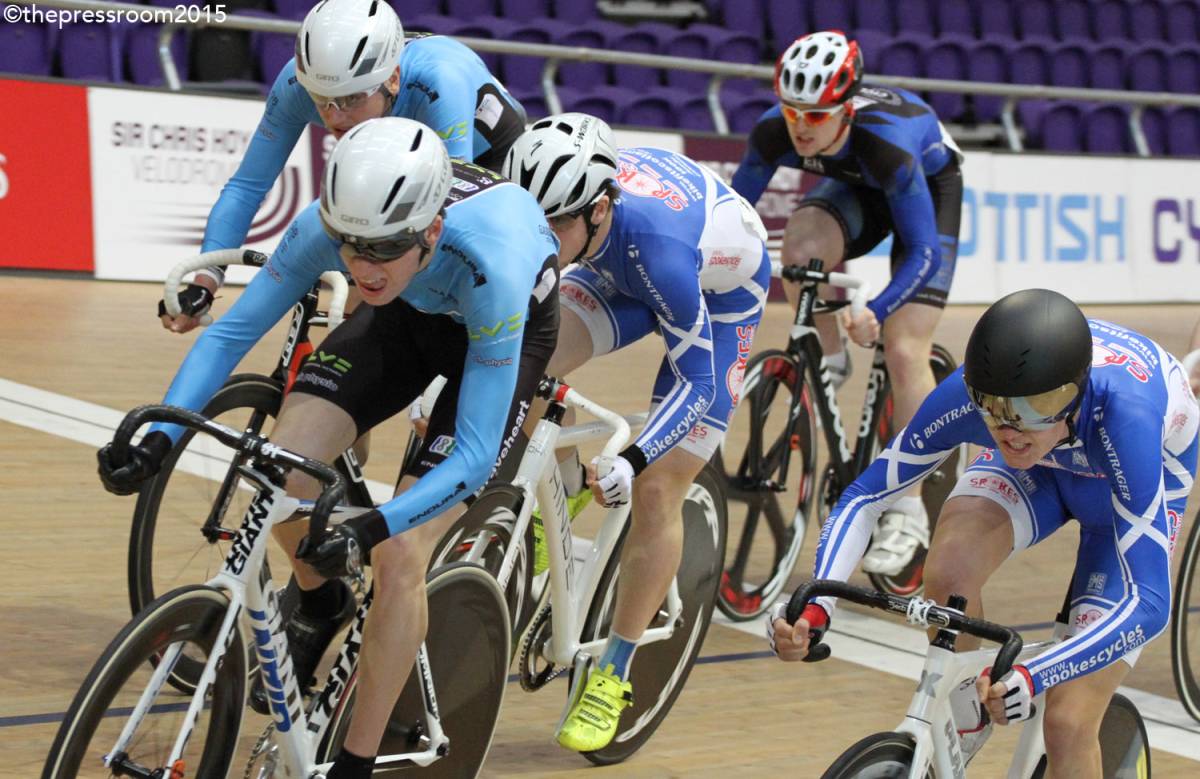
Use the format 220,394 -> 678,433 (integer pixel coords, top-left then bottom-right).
44,405 -> 510,778
1171,350 -> 1200,723
786,579 -> 1151,778
713,259 -> 963,621
431,376 -> 727,765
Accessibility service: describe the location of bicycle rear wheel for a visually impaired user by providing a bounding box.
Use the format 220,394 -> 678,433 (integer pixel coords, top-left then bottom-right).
866,343 -> 962,597
318,563 -> 510,777
1098,692 -> 1152,778
43,585 -> 246,779
575,464 -> 727,765
429,483 -> 535,650
1172,509 -> 1200,722
714,349 -> 818,621
820,732 -> 927,779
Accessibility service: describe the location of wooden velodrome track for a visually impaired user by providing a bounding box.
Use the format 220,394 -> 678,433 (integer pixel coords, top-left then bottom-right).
3,272 -> 1200,777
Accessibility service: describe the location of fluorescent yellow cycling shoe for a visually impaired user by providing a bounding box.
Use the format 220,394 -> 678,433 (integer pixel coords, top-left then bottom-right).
555,663 -> 633,752
532,488 -> 593,576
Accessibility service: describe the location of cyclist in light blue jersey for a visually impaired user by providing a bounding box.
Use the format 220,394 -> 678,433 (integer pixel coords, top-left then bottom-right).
162,0 -> 526,334
99,118 -> 559,779
733,31 -> 965,577
770,290 -> 1198,776
504,113 -> 770,752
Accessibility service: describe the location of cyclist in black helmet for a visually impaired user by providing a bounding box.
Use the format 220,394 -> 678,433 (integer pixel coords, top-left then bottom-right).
771,289 -> 1198,775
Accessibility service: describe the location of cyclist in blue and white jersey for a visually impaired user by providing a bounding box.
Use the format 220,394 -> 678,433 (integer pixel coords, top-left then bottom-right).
162,0 -> 526,334
99,118 -> 559,779
770,290 -> 1198,777
732,31 -> 964,577
503,113 -> 769,752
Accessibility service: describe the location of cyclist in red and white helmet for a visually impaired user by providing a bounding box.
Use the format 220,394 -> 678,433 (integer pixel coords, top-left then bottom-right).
733,30 -> 965,580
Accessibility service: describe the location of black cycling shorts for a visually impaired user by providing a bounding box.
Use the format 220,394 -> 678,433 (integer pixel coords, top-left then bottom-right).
802,160 -> 963,308
291,256 -> 559,485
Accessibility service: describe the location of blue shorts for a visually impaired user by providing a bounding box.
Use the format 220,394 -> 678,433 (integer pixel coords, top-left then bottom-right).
946,441 -> 1197,663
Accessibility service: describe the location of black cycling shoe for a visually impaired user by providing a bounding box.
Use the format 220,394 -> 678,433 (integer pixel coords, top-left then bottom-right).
249,579 -> 356,715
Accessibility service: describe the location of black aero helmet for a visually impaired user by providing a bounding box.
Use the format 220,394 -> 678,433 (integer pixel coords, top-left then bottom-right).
963,289 -> 1092,431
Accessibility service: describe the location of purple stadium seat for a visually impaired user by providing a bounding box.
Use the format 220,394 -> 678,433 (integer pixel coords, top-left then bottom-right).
560,85 -> 635,125
273,0 -> 318,21
977,0 -> 1016,42
610,25 -> 665,88
1129,1 -> 1166,44
1092,1 -> 1129,43
854,0 -> 895,34
58,22 -> 121,82
1167,106 -> 1200,156
665,26 -> 715,90
253,24 -> 297,84
497,21 -> 551,94
497,0 -> 549,23
895,0 -> 934,37
1029,101 -> 1083,152
1140,106 -> 1167,155
1014,0 -> 1056,43
126,24 -> 187,86
1169,46 -> 1200,95
553,0 -> 599,21
621,87 -> 687,130
1127,46 -> 1168,92
679,94 -> 716,133
967,41 -> 1007,122
406,14 -> 455,34
1010,43 -> 1048,85
0,19 -> 51,76
1083,104 -> 1130,154
925,40 -> 968,120
444,0 -> 496,21
1166,1 -> 1200,46
853,29 -> 891,73
765,0 -> 807,53
1048,43 -> 1089,88
518,91 -> 548,120
877,38 -> 923,79
1088,45 -> 1125,90
551,24 -> 609,88
1054,0 -> 1092,43
446,20 -> 499,73
721,0 -> 767,41
726,90 -> 778,134
810,1 -> 854,34
933,0 -> 974,40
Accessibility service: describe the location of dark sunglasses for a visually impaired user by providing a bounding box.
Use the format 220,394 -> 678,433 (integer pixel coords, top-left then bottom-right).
320,214 -> 423,264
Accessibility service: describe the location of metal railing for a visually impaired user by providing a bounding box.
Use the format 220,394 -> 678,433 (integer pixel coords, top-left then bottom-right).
14,0 -> 1200,155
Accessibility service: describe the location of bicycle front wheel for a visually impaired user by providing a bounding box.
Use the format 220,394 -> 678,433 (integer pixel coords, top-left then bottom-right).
1098,692 -> 1152,778
576,463 -> 727,765
821,732 -> 928,779
318,563 -> 510,777
714,349 -> 818,621
867,343 -> 961,597
1172,509 -> 1200,722
43,585 -> 246,779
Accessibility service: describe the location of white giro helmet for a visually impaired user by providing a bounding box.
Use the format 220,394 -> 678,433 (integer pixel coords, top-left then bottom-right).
775,30 -> 863,106
319,117 -> 452,246
502,112 -> 619,218
295,0 -> 405,97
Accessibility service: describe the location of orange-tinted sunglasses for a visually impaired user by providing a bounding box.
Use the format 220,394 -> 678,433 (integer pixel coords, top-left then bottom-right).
781,103 -> 844,127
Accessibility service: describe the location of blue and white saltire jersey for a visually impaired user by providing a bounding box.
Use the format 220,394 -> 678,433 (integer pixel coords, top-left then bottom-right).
731,86 -> 961,320
156,164 -> 558,539
201,35 -> 523,261
566,146 -> 770,467
811,320 -> 1199,694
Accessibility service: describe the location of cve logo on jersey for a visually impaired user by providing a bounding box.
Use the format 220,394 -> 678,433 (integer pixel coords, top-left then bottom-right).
225,490 -> 274,574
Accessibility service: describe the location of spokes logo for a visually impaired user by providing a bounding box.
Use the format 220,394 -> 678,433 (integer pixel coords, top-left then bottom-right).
0,153 -> 8,200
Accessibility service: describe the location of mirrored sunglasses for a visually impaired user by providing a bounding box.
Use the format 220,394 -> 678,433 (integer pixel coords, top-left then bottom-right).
320,215 -> 422,264
780,102 -> 844,127
966,382 -> 1080,432
307,83 -> 383,114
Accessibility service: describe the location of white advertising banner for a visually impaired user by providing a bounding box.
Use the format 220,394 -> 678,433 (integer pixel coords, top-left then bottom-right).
88,87 -> 314,283
850,150 -> 1200,304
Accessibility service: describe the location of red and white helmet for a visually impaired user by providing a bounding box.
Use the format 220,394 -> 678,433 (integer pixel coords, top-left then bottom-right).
774,30 -> 863,106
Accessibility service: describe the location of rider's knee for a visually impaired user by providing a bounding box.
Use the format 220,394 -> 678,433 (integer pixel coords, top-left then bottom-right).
923,507 -> 987,594
883,336 -> 933,384
370,534 -> 429,597
783,207 -> 843,266
1042,698 -> 1102,761
632,470 -> 687,522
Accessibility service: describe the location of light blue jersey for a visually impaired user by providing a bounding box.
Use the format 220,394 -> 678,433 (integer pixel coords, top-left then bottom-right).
159,162 -> 558,539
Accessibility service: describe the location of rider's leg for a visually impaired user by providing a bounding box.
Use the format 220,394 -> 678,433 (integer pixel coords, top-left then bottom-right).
1041,660 -> 1130,779
780,205 -> 847,361
922,494 -> 1014,648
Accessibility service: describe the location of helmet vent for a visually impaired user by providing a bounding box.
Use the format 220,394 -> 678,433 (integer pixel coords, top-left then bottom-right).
795,73 -> 805,92
301,32 -> 311,67
314,0 -> 328,12
806,44 -> 818,59
554,121 -> 574,135
383,176 -> 405,213
329,163 -> 338,205
368,0 -> 378,16
835,71 -> 848,91
532,119 -> 553,130
349,35 -> 368,69
589,152 -> 614,168
566,176 -> 587,209
538,155 -> 573,204
824,52 -> 836,66
411,128 -> 423,151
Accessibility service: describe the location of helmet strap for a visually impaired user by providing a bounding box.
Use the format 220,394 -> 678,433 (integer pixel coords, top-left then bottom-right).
570,199 -> 606,265
815,111 -> 853,156
380,83 -> 397,117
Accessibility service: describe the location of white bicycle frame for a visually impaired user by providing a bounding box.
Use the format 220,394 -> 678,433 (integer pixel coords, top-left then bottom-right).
884,611 -> 1069,779
107,454 -> 447,776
